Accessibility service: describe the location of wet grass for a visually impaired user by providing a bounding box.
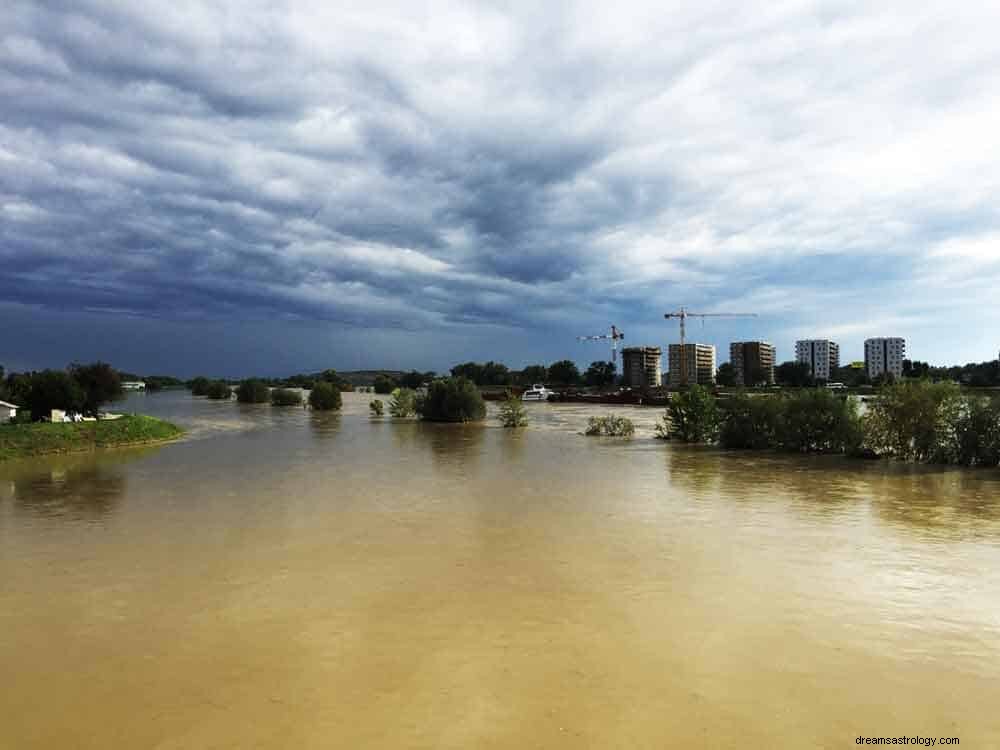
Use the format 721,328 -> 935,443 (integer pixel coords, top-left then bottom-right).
0,415 -> 184,461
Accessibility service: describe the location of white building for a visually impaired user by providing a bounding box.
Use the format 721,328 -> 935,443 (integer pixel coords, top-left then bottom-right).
795,340 -> 840,382
865,338 -> 906,379
0,400 -> 18,422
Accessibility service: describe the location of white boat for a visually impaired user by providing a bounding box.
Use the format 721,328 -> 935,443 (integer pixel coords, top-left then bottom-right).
521,384 -> 554,402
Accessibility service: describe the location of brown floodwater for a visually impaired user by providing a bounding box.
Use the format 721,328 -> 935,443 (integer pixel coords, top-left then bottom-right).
2,391 -> 999,748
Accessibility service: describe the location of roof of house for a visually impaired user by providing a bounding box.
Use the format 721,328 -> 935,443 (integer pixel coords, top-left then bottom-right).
0,400 -> 19,409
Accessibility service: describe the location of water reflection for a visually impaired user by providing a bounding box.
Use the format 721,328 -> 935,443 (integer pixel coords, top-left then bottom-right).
662,445 -> 1000,537
7,461 -> 127,521
308,412 -> 342,440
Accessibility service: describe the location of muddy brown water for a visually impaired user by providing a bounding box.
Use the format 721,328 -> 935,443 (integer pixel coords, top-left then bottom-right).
2,391 -> 999,748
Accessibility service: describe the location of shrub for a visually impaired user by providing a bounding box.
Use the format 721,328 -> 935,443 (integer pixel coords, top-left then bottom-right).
718,391 -> 782,449
369,399 -> 384,416
662,385 -> 719,443
417,377 -> 486,422
777,389 -> 862,454
236,379 -> 270,403
309,382 -> 342,411
585,415 -> 635,437
270,388 -> 302,406
498,390 -> 528,427
190,376 -> 211,396
863,380 -> 961,461
205,381 -> 232,400
373,374 -> 397,394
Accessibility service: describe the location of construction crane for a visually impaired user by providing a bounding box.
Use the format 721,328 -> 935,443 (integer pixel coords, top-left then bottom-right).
577,324 -> 625,364
664,307 -> 757,386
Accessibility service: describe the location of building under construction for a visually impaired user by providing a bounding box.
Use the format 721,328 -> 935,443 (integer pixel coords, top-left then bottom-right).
668,343 -> 717,386
730,341 -> 776,385
621,346 -> 662,389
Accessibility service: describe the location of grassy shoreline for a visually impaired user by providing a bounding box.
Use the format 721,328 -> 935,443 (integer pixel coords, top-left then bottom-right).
0,415 -> 184,461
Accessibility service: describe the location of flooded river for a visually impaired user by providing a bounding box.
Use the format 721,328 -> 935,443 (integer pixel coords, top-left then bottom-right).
2,391 -> 999,747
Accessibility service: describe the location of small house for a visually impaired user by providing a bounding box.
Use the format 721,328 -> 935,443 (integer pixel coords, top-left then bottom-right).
0,400 -> 19,422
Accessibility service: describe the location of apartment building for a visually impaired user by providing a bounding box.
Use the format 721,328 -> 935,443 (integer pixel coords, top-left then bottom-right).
621,346 -> 662,389
865,338 -> 906,379
730,341 -> 776,386
795,340 -> 840,382
667,343 -> 716,387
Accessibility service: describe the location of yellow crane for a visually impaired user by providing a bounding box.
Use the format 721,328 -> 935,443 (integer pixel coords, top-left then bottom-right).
664,307 -> 757,386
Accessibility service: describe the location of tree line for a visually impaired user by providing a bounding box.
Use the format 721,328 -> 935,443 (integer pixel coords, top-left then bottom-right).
662,381 -> 1000,467
0,362 -> 125,421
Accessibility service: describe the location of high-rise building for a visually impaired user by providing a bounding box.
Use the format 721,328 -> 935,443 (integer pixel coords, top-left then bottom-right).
621,346 -> 662,389
865,338 -> 906,379
667,344 -> 716,387
795,340 -> 840,382
730,341 -> 776,385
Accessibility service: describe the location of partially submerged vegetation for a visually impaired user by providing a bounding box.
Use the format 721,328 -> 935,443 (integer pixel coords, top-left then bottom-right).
236,379 -> 270,404
584,415 -> 635,437
205,380 -> 232,399
369,399 -> 384,416
270,388 -> 302,406
661,382 -> 1000,467
418,377 -> 486,423
308,382 -> 342,411
497,390 -> 528,427
0,415 -> 183,461
388,388 -> 416,417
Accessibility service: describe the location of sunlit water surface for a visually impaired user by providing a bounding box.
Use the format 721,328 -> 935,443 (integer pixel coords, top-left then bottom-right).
2,391 -> 999,748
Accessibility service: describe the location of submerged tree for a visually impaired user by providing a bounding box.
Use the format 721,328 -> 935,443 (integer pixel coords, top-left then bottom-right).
308,382 -> 342,411
497,390 -> 528,427
417,377 -> 486,422
388,388 -> 416,418
661,385 -> 719,442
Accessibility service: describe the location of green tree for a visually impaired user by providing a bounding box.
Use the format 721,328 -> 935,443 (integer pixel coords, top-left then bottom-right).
939,395 -> 1000,467
205,381 -> 232,400
777,389 -> 862,453
270,388 -> 302,406
718,392 -> 782,449
863,380 -> 961,461
716,362 -> 738,387
547,360 -> 581,386
398,371 -> 426,389
518,364 -> 548,386
775,361 -> 814,388
369,399 -> 385,416
660,385 -> 719,442
497,390 -> 528,427
190,377 -> 211,396
236,379 -> 270,403
388,388 -> 417,417
450,362 -> 484,383
584,361 -> 616,388
25,370 -> 85,421
418,377 -> 486,422
69,361 -> 124,416
373,374 -> 397,394
309,382 -> 342,411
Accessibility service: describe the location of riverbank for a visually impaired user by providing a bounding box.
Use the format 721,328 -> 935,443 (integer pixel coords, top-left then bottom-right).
0,415 -> 184,461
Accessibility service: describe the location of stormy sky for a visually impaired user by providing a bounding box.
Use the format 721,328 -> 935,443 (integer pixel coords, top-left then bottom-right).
3,1 -> 1000,377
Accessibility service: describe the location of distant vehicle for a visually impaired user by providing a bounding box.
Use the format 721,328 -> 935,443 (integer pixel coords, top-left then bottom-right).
826,382 -> 847,390
521,384 -> 555,402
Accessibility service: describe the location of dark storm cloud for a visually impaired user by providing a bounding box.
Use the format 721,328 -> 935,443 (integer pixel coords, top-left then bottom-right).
3,0 -> 1000,373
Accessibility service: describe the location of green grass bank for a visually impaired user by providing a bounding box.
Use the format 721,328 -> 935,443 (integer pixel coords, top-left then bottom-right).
0,415 -> 184,461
